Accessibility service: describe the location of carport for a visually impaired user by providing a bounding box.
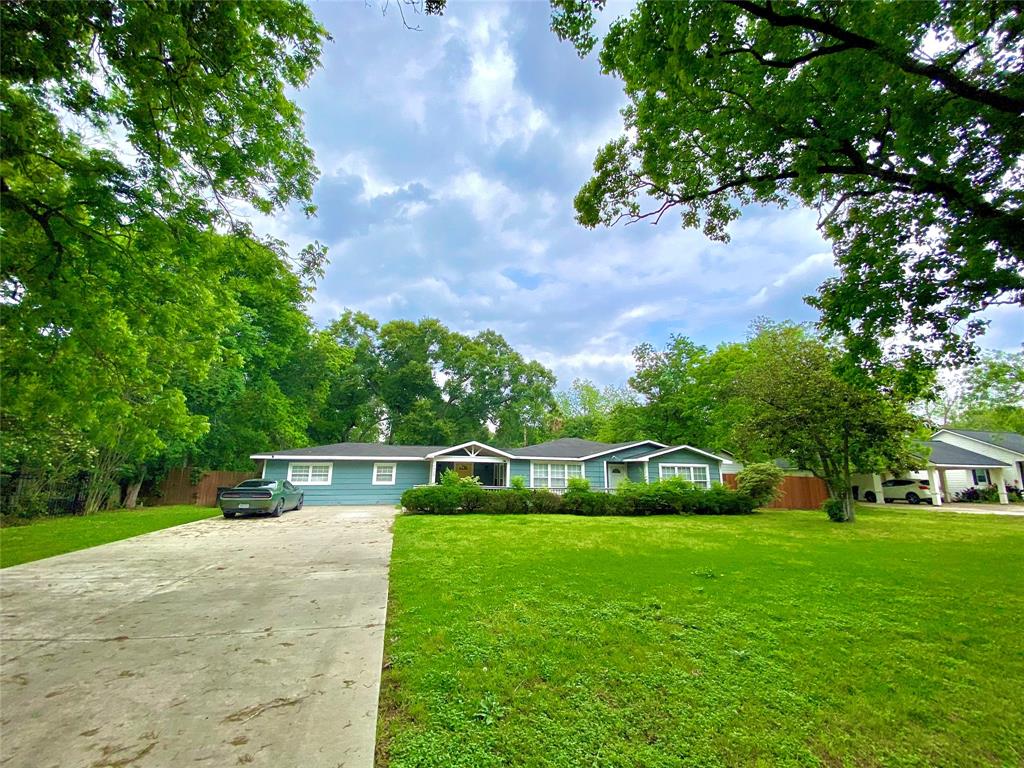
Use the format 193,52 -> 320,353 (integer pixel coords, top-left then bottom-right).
858,441 -> 1013,506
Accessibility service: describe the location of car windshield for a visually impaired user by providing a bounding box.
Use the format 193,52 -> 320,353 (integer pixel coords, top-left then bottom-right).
237,480 -> 275,488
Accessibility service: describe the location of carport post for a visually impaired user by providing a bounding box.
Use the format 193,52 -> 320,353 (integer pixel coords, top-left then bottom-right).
926,468 -> 942,506
938,468 -> 952,502
871,474 -> 885,503
991,467 -> 1009,504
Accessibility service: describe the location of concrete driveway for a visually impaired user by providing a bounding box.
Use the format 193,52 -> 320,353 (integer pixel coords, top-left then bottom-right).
0,505 -> 397,768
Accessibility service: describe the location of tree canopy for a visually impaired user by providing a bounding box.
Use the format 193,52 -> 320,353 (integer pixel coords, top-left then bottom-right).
1,1 -> 329,511
553,0 -> 1023,369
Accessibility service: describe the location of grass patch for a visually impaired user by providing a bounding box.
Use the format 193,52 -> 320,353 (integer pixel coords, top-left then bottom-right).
0,505 -> 220,568
378,507 -> 1024,767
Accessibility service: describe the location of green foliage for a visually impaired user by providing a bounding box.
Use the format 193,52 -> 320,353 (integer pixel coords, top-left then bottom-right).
509,475 -> 527,490
822,498 -> 849,523
732,321 -> 918,522
553,0 -> 1023,367
566,476 -> 590,492
401,480 -> 755,517
381,509 -> 1024,766
736,462 -> 785,508
1,1 -> 328,508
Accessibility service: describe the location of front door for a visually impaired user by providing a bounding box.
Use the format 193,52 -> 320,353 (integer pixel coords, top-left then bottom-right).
607,463 -> 627,490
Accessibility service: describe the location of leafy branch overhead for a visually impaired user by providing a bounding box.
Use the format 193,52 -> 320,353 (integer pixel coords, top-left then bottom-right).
553,0 -> 1023,366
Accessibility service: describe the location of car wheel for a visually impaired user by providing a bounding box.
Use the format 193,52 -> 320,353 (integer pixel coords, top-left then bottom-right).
883,497 -> 891,503
271,502 -> 283,518
296,495 -> 304,511
906,492 -> 921,505
863,491 -> 877,503
223,511 -> 235,519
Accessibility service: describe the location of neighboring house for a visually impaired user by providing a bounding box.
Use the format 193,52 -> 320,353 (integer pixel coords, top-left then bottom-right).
930,429 -> 1024,493
251,438 -> 725,505
851,434 -> 1022,506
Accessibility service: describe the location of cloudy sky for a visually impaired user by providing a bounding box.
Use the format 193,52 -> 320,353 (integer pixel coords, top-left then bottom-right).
253,1 -> 1018,388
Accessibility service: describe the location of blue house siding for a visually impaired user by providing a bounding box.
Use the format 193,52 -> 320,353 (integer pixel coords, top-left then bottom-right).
264,459 -> 429,505
645,449 -> 722,484
512,445 -> 660,490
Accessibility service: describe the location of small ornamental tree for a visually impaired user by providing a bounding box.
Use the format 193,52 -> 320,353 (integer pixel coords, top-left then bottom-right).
734,322 -> 919,522
736,462 -> 785,508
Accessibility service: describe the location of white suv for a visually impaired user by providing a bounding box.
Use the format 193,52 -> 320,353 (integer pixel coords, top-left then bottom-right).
881,478 -> 932,505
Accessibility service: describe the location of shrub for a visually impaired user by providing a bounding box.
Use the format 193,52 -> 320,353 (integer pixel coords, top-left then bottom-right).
402,479 -> 756,517
822,498 -> 847,522
736,462 -> 784,507
479,489 -> 531,514
528,490 -> 565,514
509,475 -> 527,490
401,485 -> 463,514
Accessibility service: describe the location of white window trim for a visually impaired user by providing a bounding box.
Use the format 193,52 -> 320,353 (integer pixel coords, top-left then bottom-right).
530,461 -> 585,489
288,461 -> 333,486
658,463 -> 712,488
372,462 -> 398,486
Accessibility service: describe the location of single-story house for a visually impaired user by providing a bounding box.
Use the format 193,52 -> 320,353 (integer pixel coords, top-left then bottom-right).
852,434 -> 1023,506
929,429 -> 1024,493
250,438 -> 725,505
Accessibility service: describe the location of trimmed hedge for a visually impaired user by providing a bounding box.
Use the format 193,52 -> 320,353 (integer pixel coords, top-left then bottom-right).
400,479 -> 756,517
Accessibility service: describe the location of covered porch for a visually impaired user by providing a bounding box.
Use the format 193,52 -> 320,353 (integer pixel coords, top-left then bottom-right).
425,442 -> 512,488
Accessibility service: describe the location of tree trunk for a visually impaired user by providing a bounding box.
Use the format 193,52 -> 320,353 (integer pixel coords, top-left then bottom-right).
123,480 -> 143,509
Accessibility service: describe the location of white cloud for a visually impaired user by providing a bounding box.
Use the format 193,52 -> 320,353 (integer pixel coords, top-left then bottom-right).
771,252 -> 834,288
444,169 -> 524,224
321,150 -> 403,200
453,7 -> 551,147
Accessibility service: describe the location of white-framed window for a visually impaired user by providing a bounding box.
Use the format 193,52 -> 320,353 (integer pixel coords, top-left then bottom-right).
531,462 -> 584,489
288,462 -> 332,485
659,464 -> 711,488
973,469 -> 990,485
372,462 -> 397,485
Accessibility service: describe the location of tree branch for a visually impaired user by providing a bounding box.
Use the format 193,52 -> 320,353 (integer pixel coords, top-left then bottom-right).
725,0 -> 1024,114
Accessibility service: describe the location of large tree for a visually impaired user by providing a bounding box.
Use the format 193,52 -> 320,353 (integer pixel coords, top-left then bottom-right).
554,0 -> 1023,369
1,1 -> 329,509
919,350 -> 1024,433
733,321 -> 920,522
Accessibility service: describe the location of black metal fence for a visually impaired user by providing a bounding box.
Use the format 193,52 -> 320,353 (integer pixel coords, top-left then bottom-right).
0,471 -> 91,520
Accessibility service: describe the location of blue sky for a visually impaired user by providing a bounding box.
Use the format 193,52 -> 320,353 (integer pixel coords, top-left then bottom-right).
253,1 -> 1020,388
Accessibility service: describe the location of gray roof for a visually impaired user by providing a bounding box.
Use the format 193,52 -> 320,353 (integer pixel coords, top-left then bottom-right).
507,438 -> 654,459
918,441 -> 1010,468
252,442 -> 448,459
938,429 -> 1024,455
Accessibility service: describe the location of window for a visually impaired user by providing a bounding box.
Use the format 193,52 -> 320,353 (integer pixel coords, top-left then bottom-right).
373,462 -> 397,485
659,464 -> 711,489
531,462 -> 584,489
288,462 -> 332,485
973,469 -> 990,485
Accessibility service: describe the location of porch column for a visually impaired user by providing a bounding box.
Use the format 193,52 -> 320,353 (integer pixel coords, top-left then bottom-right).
938,468 -> 952,502
505,460 -> 511,487
926,467 -> 942,506
991,467 -> 1009,504
870,473 -> 884,503
429,459 -> 437,485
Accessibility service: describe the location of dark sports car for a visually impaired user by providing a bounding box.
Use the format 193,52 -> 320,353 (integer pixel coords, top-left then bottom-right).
219,479 -> 304,518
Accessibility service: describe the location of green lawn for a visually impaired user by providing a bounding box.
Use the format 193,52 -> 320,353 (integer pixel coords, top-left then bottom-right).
378,508 -> 1024,767
0,505 -> 220,568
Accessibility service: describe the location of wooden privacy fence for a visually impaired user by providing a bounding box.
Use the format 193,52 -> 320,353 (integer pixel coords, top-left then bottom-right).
149,467 -> 257,507
723,473 -> 830,510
